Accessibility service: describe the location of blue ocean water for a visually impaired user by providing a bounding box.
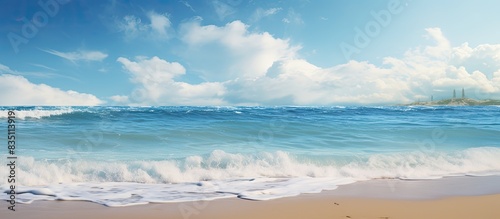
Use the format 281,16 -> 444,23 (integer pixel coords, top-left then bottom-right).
1,106 -> 500,206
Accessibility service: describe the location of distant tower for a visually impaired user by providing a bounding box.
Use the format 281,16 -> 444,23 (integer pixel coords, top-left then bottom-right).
453,89 -> 456,99
431,95 -> 433,102
462,88 -> 465,99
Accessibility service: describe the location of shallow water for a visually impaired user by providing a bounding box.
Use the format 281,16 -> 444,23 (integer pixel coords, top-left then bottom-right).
1,106 -> 499,206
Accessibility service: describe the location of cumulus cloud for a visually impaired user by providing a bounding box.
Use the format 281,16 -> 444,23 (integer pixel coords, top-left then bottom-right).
113,21 -> 500,105
224,59 -> 410,105
423,27 -> 451,58
0,74 -> 103,106
41,49 -> 108,63
118,12 -> 172,40
115,56 -> 226,105
450,42 -> 500,79
256,28 -> 497,104
180,20 -> 299,81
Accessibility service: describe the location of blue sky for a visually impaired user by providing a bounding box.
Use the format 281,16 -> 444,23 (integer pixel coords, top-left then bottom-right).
1,0 -> 500,105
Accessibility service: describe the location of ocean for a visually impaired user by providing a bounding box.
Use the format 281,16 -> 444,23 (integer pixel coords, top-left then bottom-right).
1,106 -> 500,206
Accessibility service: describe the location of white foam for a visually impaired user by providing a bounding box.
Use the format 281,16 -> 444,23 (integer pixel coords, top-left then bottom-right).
0,107 -> 76,119
1,147 -> 500,206
1,177 -> 356,206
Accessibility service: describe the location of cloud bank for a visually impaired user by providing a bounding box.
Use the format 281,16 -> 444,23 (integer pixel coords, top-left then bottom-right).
4,20 -> 498,106
112,22 -> 500,106
0,74 -> 103,106
114,56 -> 226,105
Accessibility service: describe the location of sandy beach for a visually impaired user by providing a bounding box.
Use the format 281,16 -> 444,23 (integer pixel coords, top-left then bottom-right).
2,0 -> 500,218
2,193 -> 499,219
2,176 -> 499,219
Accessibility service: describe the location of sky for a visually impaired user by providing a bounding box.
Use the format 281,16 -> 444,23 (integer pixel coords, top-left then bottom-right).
1,0 -> 500,106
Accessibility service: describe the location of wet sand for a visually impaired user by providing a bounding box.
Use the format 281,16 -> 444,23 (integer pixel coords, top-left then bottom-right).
2,176 -> 500,219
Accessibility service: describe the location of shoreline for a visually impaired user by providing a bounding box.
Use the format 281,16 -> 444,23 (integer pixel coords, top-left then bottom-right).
3,194 -> 500,219
2,175 -> 500,219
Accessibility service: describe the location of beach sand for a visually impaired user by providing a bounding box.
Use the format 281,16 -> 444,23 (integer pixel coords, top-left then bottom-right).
2,176 -> 500,219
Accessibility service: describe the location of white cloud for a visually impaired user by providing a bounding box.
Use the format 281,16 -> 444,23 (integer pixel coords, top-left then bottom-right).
450,42 -> 500,79
147,12 -> 171,36
117,56 -> 185,84
423,27 -> 451,58
118,12 -> 172,40
180,0 -> 195,12
115,56 -> 226,105
30,63 -> 57,71
180,20 -> 299,81
225,59 -> 411,105
178,20 -> 414,105
0,63 -> 78,80
42,49 -> 108,63
282,9 -> 304,25
110,95 -> 129,103
119,15 -> 148,40
0,64 -> 14,74
0,74 -> 103,106
263,8 -> 281,16
113,22 -> 500,105
212,0 -> 235,21
250,7 -> 282,22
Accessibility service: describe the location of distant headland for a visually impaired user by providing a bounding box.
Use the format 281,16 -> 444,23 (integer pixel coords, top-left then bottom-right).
404,89 -> 500,106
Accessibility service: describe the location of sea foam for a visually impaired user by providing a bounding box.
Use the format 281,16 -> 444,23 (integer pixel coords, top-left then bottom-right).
0,107 -> 76,119
2,147 -> 500,206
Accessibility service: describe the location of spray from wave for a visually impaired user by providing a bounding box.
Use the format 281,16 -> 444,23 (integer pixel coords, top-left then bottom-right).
1,147 -> 500,206
3,147 -> 499,185
0,107 -> 77,119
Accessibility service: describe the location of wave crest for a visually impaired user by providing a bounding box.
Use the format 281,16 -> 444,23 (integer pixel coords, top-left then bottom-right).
0,107 -> 76,119
1,147 -> 499,185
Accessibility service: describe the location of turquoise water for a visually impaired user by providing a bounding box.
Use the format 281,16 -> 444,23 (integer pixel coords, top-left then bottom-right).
1,106 -> 500,206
